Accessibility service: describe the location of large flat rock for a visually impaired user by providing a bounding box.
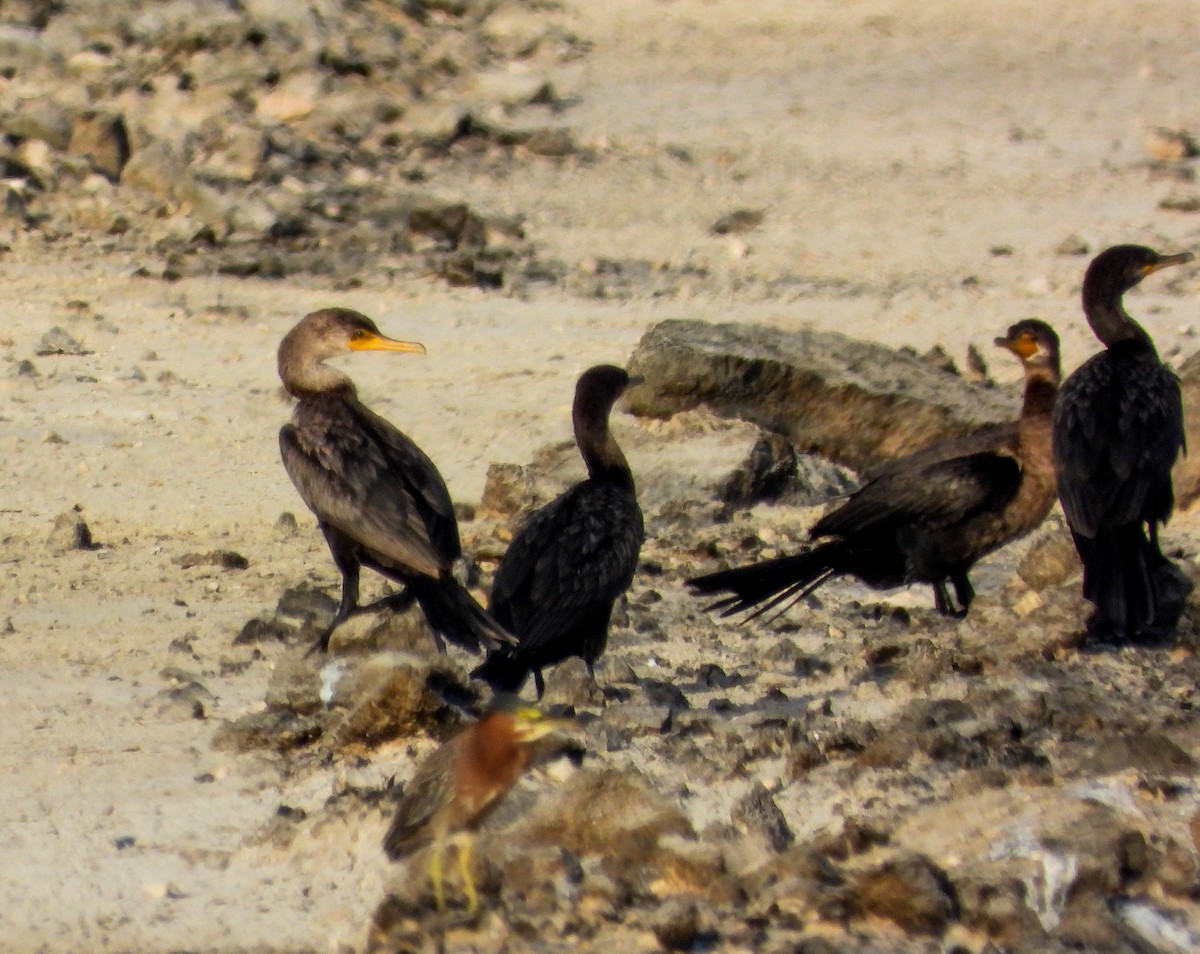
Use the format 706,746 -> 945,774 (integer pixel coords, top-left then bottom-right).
624,319 -> 1016,472
1172,349 -> 1200,509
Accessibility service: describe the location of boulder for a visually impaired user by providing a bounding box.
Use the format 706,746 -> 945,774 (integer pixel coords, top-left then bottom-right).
67,112 -> 130,182
625,319 -> 1016,473
1170,348 -> 1200,509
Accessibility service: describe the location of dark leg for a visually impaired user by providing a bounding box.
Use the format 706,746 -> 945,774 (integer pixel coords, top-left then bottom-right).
309,525 -> 361,654
533,669 -> 546,700
309,564 -> 359,654
950,572 -> 974,617
932,580 -> 953,616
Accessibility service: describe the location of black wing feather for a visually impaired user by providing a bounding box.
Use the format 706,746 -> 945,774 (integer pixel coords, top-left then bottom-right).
492,480 -> 643,656
1053,349 -> 1184,538
813,451 -> 1022,541
280,393 -> 460,577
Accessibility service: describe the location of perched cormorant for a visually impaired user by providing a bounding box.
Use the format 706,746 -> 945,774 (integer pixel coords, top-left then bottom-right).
278,308 -> 513,653
1052,244 -> 1194,641
473,365 -> 644,698
689,320 -> 1061,619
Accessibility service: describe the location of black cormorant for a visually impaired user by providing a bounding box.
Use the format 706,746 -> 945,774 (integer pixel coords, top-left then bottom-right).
473,365 -> 644,697
1052,244 -> 1194,641
277,308 -> 513,653
689,320 -> 1061,619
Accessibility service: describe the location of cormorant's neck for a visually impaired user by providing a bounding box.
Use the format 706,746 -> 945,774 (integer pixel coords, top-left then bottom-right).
279,350 -> 356,399
1082,283 -> 1152,349
576,408 -> 634,489
1019,367 -> 1058,421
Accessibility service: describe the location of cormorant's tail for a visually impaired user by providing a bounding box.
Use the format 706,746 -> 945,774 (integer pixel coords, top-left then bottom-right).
687,543 -> 849,620
470,653 -> 531,695
406,575 -> 516,653
1074,525 -> 1192,640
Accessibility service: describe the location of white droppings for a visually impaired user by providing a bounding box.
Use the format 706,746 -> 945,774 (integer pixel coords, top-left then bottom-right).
1067,778 -> 1140,815
1026,849 -> 1078,931
318,660 -> 345,707
1115,899 -> 1200,954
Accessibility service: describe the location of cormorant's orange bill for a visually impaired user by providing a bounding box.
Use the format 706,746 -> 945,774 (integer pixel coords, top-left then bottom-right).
348,331 -> 427,354
995,332 -> 1038,358
1143,251 -> 1194,276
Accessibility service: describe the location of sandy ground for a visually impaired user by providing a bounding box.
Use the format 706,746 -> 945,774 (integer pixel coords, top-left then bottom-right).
5,0 -> 1200,950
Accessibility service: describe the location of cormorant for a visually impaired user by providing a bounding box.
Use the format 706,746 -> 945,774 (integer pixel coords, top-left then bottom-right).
473,365 -> 644,698
689,320 -> 1061,619
1052,244 -> 1194,641
278,308 -> 513,653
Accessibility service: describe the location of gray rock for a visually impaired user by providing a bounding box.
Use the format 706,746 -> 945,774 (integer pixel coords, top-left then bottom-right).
1015,521 -> 1079,592
850,853 -> 960,935
718,432 -> 797,506
0,24 -> 45,70
0,186 -> 27,220
328,651 -> 471,751
3,102 -> 72,150
46,509 -> 94,553
732,782 -> 794,852
120,140 -> 189,204
649,896 -> 704,951
479,461 -> 540,517
35,326 -> 90,356
539,657 -> 604,708
213,708 -> 322,752
1055,234 -> 1090,256
233,616 -> 293,645
67,112 -> 130,182
788,453 -> 859,506
711,208 -> 764,235
199,124 -> 269,184
625,320 -> 1014,473
514,768 -> 694,866
1170,348 -> 1200,508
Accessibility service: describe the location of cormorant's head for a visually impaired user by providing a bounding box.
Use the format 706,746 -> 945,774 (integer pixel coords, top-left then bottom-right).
573,364 -> 641,417
994,318 -> 1060,375
1084,245 -> 1193,300
283,308 -> 426,365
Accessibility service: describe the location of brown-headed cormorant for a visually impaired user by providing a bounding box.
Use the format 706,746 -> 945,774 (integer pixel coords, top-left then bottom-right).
689,320 -> 1061,619
1052,244 -> 1194,641
278,308 -> 513,653
472,365 -> 644,698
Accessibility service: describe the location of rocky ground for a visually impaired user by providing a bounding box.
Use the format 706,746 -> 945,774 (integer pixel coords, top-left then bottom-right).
7,1 -> 1200,952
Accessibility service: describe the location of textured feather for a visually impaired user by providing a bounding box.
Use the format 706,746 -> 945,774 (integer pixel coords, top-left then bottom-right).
281,392 -> 459,577
382,736 -> 462,860
813,452 -> 1021,541
1053,345 -> 1183,539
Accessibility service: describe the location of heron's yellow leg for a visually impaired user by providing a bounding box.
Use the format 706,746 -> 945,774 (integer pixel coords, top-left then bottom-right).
429,837 -> 446,911
455,833 -> 478,913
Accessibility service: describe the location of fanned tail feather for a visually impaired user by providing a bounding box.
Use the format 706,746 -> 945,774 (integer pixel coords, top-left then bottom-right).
688,543 -> 849,619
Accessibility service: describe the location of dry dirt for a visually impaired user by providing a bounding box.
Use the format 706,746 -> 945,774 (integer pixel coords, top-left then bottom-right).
6,1 -> 1200,951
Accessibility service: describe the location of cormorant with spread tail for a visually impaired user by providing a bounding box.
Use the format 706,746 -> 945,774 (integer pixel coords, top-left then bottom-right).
278,308 -> 513,654
473,365 -> 644,697
689,320 -> 1061,619
1052,244 -> 1194,641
